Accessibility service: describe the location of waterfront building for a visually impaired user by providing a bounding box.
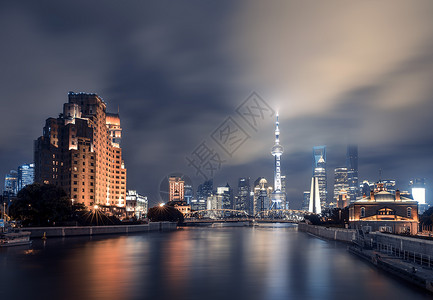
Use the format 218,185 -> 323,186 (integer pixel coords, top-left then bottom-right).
125,190 -> 148,219
34,92 -> 127,209
302,191 -> 310,211
253,177 -> 273,215
169,176 -> 184,202
346,145 -> 359,202
4,170 -> 18,196
348,182 -> 419,234
17,163 -> 34,192
333,167 -> 348,203
309,177 -> 321,214
313,146 -> 327,208
236,177 -> 251,213
271,113 -> 284,209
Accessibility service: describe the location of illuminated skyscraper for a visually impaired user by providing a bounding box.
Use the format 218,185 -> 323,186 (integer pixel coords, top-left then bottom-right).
169,176 -> 185,202
236,177 -> 251,213
410,178 -> 426,205
346,145 -> 359,202
271,113 -> 284,209
313,146 -> 327,208
253,177 -> 273,215
4,170 -> 18,196
34,92 -> 127,209
217,184 -> 232,209
17,163 -> 35,192
333,167 -> 348,203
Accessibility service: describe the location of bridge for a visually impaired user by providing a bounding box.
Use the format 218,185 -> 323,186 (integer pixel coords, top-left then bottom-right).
183,209 -> 311,224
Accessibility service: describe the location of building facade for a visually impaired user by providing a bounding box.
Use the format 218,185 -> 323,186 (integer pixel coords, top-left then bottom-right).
34,92 -> 127,209
253,177 -> 273,215
236,177 -> 251,213
169,176 -> 185,202
125,190 -> 148,219
349,182 -> 419,234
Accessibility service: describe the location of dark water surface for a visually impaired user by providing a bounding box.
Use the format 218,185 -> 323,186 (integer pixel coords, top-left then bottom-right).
0,225 -> 431,300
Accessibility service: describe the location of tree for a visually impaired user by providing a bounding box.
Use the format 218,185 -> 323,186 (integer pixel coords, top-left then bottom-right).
148,205 -> 184,224
9,183 -> 83,226
420,207 -> 433,226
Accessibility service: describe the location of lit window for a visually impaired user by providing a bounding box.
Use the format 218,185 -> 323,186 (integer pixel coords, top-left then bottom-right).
407,207 -> 412,218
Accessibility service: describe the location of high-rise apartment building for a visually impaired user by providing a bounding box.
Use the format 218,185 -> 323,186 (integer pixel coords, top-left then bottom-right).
313,146 -> 327,208
346,145 -> 359,202
34,92 -> 127,208
333,167 -> 348,203
17,163 -> 35,192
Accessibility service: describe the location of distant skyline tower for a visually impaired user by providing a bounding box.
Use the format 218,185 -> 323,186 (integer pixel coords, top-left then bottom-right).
333,167 -> 348,203
313,145 -> 327,208
18,163 -> 35,192
346,145 -> 359,202
271,113 -> 284,209
4,170 -> 18,196
309,177 -> 321,214
236,177 -> 251,213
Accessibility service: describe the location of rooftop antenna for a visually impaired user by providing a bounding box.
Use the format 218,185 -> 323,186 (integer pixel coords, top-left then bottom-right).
379,168 -> 382,182
117,104 -> 119,114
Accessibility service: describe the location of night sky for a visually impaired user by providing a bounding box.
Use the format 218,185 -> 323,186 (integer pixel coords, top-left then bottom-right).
1,1 -> 433,208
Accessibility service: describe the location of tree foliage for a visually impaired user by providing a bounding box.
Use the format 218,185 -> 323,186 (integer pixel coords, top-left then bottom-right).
9,183 -> 86,226
148,205 -> 184,224
420,206 -> 433,226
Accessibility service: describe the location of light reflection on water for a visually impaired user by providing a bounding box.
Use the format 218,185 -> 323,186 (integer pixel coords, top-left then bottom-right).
0,226 -> 431,300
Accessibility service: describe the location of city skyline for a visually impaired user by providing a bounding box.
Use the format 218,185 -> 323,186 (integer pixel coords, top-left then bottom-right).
1,1 -> 433,209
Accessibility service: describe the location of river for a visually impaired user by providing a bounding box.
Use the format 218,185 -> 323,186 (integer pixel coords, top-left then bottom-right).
0,225 -> 431,300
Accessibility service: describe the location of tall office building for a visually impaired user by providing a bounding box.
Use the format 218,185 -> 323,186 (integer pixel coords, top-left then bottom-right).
333,167 -> 348,202
34,92 -> 127,208
196,179 -> 213,211
271,113 -> 284,209
217,184 -> 232,209
236,177 -> 251,213
360,180 -> 375,197
4,170 -> 18,196
169,176 -> 185,202
346,145 -> 359,202
253,177 -> 273,215
313,146 -> 327,208
17,163 -> 35,192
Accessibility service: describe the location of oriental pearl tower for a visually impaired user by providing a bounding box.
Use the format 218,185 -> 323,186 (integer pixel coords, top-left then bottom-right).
271,112 -> 284,209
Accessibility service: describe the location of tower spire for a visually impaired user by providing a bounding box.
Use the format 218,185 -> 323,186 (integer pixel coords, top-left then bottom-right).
271,112 -> 284,209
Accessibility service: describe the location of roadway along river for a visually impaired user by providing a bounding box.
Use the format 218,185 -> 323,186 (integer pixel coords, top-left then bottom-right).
0,225 -> 431,300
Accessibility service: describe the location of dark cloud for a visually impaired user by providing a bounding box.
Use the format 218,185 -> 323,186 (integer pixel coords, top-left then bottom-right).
1,1 -> 433,208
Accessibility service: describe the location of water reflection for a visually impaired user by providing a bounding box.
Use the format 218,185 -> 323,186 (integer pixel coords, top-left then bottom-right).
0,226 -> 431,300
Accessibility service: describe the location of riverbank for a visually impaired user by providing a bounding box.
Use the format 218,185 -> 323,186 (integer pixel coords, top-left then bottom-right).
297,222 -> 356,243
23,222 -> 177,238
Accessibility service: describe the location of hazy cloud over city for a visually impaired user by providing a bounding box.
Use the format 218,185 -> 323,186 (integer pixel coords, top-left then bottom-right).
1,0 -> 433,207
